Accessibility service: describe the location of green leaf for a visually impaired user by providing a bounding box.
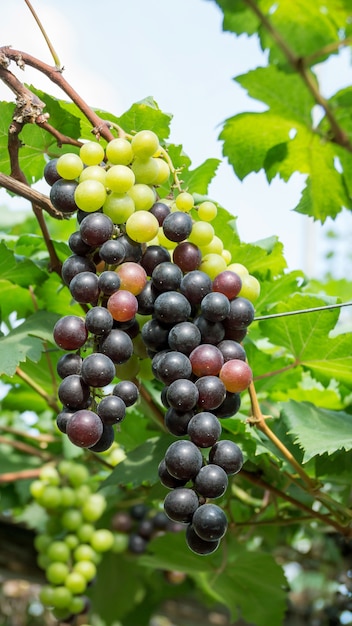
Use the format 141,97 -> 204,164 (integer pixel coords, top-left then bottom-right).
214,0 -> 260,36
116,97 -> 172,140
102,435 -> 174,488
0,102 -> 16,176
232,237 -> 287,278
0,241 -> 47,287
235,66 -> 315,125
0,311 -> 59,376
182,158 -> 221,194
281,400 -> 352,462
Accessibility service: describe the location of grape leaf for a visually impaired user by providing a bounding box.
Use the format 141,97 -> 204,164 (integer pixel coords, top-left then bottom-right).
0,241 -> 47,287
182,158 -> 221,194
115,97 -> 172,140
281,400 -> 352,461
232,237 -> 287,278
0,102 -> 16,175
0,311 -> 59,376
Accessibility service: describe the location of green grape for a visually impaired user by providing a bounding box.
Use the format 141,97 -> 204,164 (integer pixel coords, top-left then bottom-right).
56,153 -> 84,180
51,585 -> 73,610
60,486 -> 76,507
74,485 -> 93,506
226,262 -> 249,278
68,594 -> 86,615
239,273 -> 261,301
37,553 -> 51,570
197,200 -> 217,221
34,534 -> 52,553
64,571 -> 87,595
103,192 -> 135,223
46,561 -> 70,585
66,463 -> 90,487
57,460 -> 73,476
175,191 -> 194,212
61,508 -> 83,531
30,479 -> 45,500
153,158 -> 170,184
77,523 -> 95,543
73,559 -> 97,582
111,532 -> 129,553
39,465 -> 61,485
73,543 -> 98,563
47,540 -> 71,563
106,164 -> 135,193
74,179 -> 107,212
222,249 -> 232,264
126,210 -> 159,243
131,157 -> 159,184
106,137 -> 133,165
188,221 -> 214,247
200,234 -> 224,255
65,534 -> 80,550
131,129 -> 159,158
79,164 -> 107,186
127,183 -> 156,210
38,485 -> 62,509
90,528 -> 115,552
39,584 -> 55,606
80,141 -> 105,166
81,493 -> 106,522
199,253 -> 227,279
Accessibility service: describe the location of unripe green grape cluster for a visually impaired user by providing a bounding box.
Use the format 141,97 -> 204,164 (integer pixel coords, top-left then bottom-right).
45,127 -> 261,555
30,461 -> 114,622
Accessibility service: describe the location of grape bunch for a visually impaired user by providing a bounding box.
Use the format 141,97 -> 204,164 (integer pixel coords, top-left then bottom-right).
45,128 -> 259,554
30,461 -> 114,622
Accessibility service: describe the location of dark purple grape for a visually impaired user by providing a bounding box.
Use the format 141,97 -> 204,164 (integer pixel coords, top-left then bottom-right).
187,411 -> 222,448
53,315 -> 88,350
164,488 -> 199,523
167,321 -> 201,355
165,440 -> 203,481
180,270 -> 212,306
223,325 -> 247,342
140,245 -> 171,276
213,270 -> 242,299
130,503 -> 149,520
66,409 -> 103,448
162,211 -> 193,242
200,292 -> 230,322
151,511 -> 169,530
128,533 -> 147,554
213,392 -> 241,419
141,318 -> 169,351
114,317 -> 140,339
149,201 -> 171,225
57,353 -> 83,379
68,231 -> 92,256
193,465 -> 228,498
173,242 -> 201,273
61,255 -> 96,286
97,395 -> 126,424
158,459 -> 187,489
44,158 -> 61,186
56,409 -> 74,433
151,262 -> 183,292
225,297 -> 255,329
98,271 -> 121,296
50,179 -> 78,213
164,407 -> 194,436
111,511 -> 133,532
154,291 -> 191,325
118,234 -> 143,263
186,524 -> 220,555
137,519 -> 155,540
154,351 -> 192,384
100,329 -> 133,364
217,339 -> 246,362
112,380 -> 139,407
136,281 -> 157,315
81,353 -> 116,387
194,315 -> 225,344
195,376 -> 226,411
69,271 -> 100,304
166,379 -> 199,412
58,375 -> 90,410
99,239 -> 126,265
209,440 -> 243,475
189,344 -> 224,377
79,212 -> 114,247
89,423 -> 115,452
192,503 -> 227,541
85,306 -> 114,335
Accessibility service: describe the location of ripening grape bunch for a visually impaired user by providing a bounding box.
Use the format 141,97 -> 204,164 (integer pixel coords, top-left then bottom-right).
46,128 -> 260,555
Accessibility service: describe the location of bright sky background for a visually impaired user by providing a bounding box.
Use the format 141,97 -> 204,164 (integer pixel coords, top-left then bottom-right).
1,0 -> 351,276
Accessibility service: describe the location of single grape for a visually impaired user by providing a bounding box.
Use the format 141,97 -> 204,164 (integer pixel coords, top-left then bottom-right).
56,153 -> 84,179
68,231 -> 92,256
164,407 -> 194,436
225,297 -> 255,329
66,409 -> 103,448
166,378 -> 199,412
85,306 -> 114,336
127,183 -> 156,210
99,238 -> 126,265
168,321 -> 201,355
195,376 -> 226,411
164,488 -> 199,523
74,179 -> 107,213
69,271 -> 100,304
149,201 -> 170,225
80,141 -> 105,166
131,156 -> 159,184
61,255 -> 96,286
98,270 -> 121,295
100,329 -> 133,364
97,395 -> 126,424
189,344 -> 224,377
80,164 -> 107,185
112,380 -> 139,406
106,164 -> 135,193
103,191 -> 135,223
106,137 -> 133,165
173,242 -> 202,272
53,316 -> 88,351
125,210 -> 159,243
180,270 -> 212,305
209,439 -> 243,474
141,318 -> 169,351
162,211 -> 193,242
154,351 -> 192,384
116,261 -> 147,295
81,353 -> 116,387
151,261 -> 183,292
79,212 -> 114,247
50,179 -> 79,213
194,315 -> 225,344
107,290 -> 138,322
212,270 -> 242,300
213,391 -> 241,419
193,464 -> 228,498
136,281 -> 157,315
219,359 -> 253,393
164,440 -> 203,481
141,245 -> 171,276
192,503 -> 228,541
131,130 -> 159,158
154,291 -> 191,325
217,339 -> 246,362
56,410 -> 73,433
58,375 -> 91,410
197,200 -> 217,221
188,221 -> 214,247
158,459 -> 187,489
44,158 -> 61,186
57,353 -> 83,378
200,292 -> 230,322
186,524 -> 220,555
128,533 -> 148,554
199,253 -> 227,279
89,423 -> 115,452
175,191 -> 194,212
187,411 -> 222,448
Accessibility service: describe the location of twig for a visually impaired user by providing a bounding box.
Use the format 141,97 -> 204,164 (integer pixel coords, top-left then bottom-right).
0,468 -> 42,484
37,119 -> 82,148
15,366 -> 60,413
24,0 -> 61,68
0,435 -> 52,460
304,37 -> 352,68
254,301 -> 352,321
0,424 -> 56,443
0,172 -> 62,217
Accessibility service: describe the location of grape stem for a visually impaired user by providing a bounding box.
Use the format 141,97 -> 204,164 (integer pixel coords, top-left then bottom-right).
15,366 -> 61,413
0,434 -> 52,461
0,468 -> 42,484
254,301 -> 352,321
24,0 -> 61,68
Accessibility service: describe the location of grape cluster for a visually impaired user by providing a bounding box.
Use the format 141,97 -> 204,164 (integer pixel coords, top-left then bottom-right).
30,461 -> 114,622
46,129 -> 259,554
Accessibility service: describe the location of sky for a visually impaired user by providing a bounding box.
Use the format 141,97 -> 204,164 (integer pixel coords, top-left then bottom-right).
0,0 -> 351,276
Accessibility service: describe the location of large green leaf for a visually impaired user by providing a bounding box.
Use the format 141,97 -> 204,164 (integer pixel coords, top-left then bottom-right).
182,158 -> 221,194
0,311 -> 59,376
115,97 -> 172,140
281,400 -> 352,462
0,241 -> 47,287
